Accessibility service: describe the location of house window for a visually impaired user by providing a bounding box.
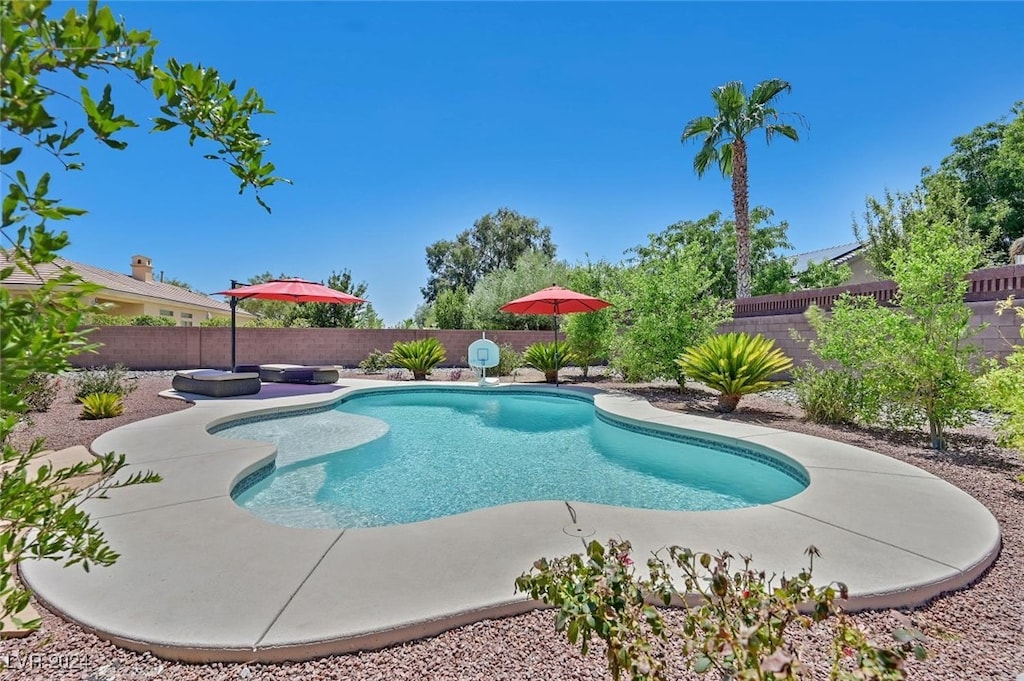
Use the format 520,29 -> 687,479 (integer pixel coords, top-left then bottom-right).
181,313 -> 193,319
159,309 -> 174,317
181,321 -> 193,327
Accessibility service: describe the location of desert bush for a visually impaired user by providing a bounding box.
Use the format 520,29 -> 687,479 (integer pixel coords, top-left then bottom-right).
130,315 -> 175,326
674,332 -> 792,412
391,338 -> 446,380
358,349 -> 394,374
978,297 -> 1024,455
199,316 -> 231,327
73,365 -> 137,400
516,538 -> 926,681
805,206 -> 983,450
523,341 -> 576,383
79,393 -> 125,419
490,342 -> 524,380
792,366 -> 862,425
23,373 -> 59,413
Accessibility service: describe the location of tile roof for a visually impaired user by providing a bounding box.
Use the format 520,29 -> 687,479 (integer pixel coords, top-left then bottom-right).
0,251 -> 243,314
791,242 -> 863,273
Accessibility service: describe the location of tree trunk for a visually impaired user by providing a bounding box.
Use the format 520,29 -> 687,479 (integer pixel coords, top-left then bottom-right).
732,138 -> 751,298
716,394 -> 741,413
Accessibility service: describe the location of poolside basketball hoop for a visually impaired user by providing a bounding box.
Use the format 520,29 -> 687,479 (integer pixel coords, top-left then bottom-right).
468,333 -> 501,386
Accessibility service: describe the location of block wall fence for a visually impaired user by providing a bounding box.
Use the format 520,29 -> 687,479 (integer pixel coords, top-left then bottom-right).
71,264 -> 1023,371
71,328 -> 558,370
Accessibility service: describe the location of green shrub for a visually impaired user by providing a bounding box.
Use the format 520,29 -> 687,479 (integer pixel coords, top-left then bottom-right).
978,297 -> 1024,456
491,343 -> 524,380
79,392 -> 125,419
674,332 -> 793,412
792,366 -> 862,425
516,538 -> 926,681
73,365 -> 137,400
523,341 -> 576,384
199,316 -> 231,327
23,373 -> 60,413
390,338 -> 446,380
84,313 -> 176,326
129,315 -> 175,326
358,349 -> 394,374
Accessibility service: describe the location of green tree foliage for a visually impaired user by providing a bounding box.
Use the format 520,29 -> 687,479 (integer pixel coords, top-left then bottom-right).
422,207 -> 556,302
161,277 -> 196,291
234,271 -> 294,322
926,101 -> 1024,257
795,258 -> 851,290
633,208 -> 846,299
855,175 -> 987,279
809,211 -> 984,450
610,244 -> 733,383
1,0 -> 286,628
292,269 -> 369,328
465,251 -> 569,330
433,286 -> 469,329
354,303 -> 384,329
565,261 -> 618,377
681,79 -> 804,298
852,188 -> 923,280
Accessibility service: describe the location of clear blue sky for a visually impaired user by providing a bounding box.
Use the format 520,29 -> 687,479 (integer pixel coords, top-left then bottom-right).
26,1 -> 1024,324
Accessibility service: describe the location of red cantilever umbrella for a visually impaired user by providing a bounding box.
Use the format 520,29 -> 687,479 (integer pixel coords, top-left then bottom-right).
215,278 -> 366,370
500,285 -> 611,384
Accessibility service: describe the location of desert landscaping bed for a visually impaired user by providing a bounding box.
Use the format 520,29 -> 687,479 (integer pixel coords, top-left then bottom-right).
2,371 -> 1022,680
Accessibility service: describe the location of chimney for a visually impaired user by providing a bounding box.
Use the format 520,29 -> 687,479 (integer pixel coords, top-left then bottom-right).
130,255 -> 153,282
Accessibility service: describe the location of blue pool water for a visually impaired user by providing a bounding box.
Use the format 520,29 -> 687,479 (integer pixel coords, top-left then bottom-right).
219,389 -> 807,529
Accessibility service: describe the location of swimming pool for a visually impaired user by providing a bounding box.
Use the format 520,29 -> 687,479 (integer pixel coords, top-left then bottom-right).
216,388 -> 808,529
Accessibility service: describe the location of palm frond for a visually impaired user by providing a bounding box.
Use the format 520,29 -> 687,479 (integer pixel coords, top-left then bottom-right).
712,82 -> 747,122
764,123 -> 800,144
693,143 -> 721,177
717,142 -> 734,176
749,78 -> 792,107
681,115 -> 716,143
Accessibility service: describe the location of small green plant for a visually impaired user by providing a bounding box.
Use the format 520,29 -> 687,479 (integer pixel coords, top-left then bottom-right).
516,539 -> 926,681
978,297 -> 1024,460
390,337 -> 446,380
523,341 -> 576,383
792,365 -> 863,425
79,392 -> 125,419
73,364 -> 137,400
491,342 -> 524,380
23,373 -> 60,413
674,332 -> 793,412
358,349 -> 394,374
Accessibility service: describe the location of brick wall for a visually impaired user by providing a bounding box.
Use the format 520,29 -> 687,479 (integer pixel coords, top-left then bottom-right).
72,328 -> 557,370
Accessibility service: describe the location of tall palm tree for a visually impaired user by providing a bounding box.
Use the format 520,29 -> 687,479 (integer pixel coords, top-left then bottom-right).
682,79 -> 802,298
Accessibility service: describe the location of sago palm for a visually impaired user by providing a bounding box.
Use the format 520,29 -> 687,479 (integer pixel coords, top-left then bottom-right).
675,332 -> 793,413
681,79 -> 803,298
390,337 -> 446,380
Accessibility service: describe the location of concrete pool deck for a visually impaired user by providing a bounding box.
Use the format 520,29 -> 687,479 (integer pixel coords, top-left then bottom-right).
20,379 -> 1001,663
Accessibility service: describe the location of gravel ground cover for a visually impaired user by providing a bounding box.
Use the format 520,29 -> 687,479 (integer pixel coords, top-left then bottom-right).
2,370 -> 1022,680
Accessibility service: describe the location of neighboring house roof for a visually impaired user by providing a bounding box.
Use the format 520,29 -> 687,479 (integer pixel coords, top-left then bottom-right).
791,242 -> 863,273
0,252 -> 247,316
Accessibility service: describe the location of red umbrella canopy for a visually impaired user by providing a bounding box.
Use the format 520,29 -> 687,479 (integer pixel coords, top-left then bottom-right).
216,279 -> 366,304
499,285 -> 611,315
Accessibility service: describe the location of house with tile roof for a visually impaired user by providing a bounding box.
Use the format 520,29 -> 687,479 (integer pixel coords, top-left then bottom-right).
0,252 -> 253,326
791,242 -> 876,284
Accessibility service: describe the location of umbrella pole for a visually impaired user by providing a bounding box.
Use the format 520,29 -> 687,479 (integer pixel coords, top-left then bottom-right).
553,313 -> 558,386
229,279 -> 238,371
